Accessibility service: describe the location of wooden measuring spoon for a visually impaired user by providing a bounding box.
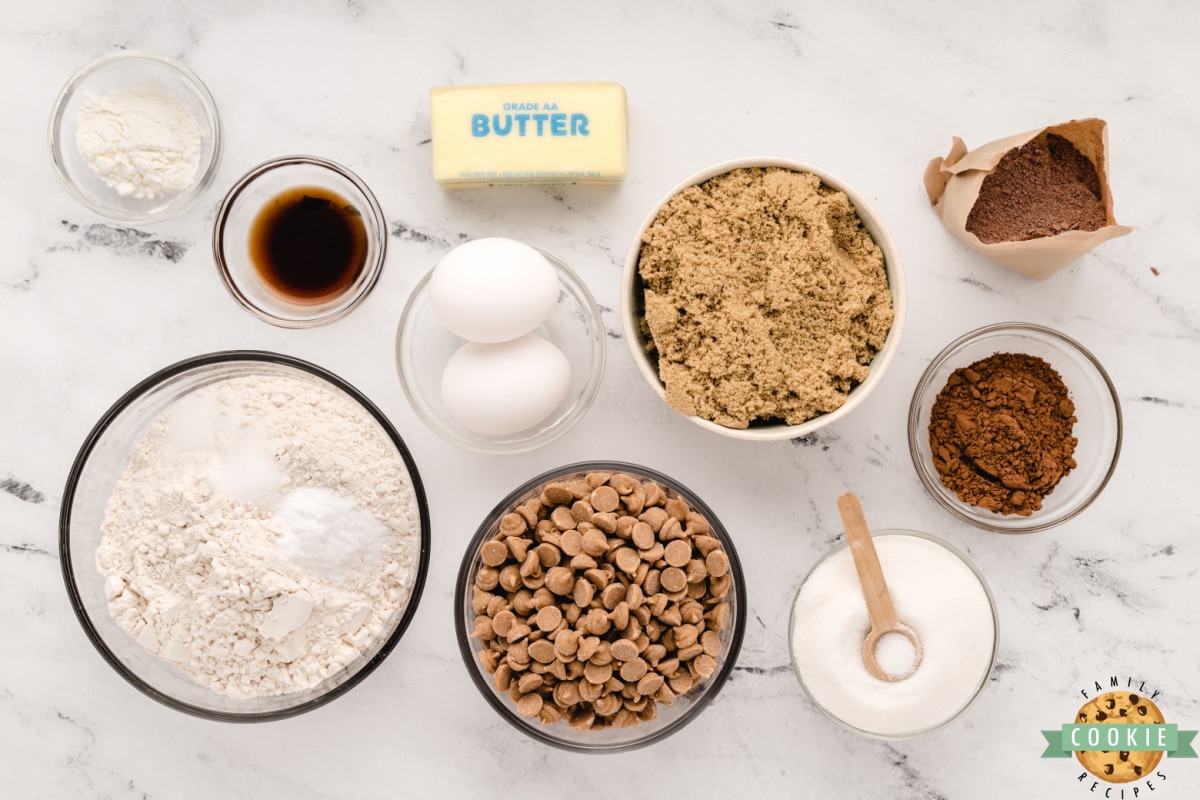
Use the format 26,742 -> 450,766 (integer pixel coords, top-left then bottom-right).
837,493 -> 923,682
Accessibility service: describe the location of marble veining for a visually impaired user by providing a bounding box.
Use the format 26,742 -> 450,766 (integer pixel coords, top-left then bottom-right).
3,1 -> 1199,798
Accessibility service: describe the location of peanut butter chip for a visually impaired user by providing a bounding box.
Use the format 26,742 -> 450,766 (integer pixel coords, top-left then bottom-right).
506,624 -> 532,643
610,639 -> 639,662
590,485 -> 620,513
577,635 -> 600,662
639,507 -> 668,532
601,582 -> 626,609
631,521 -> 655,550
493,663 -> 513,692
536,605 -> 562,632
637,672 -> 665,696
693,654 -> 718,678
594,693 -> 622,717
665,498 -> 689,521
585,607 -> 611,635
614,547 -> 641,574
554,630 -> 580,658
659,517 -> 683,541
701,630 -> 722,657
492,609 -> 516,636
581,528 -> 609,557
475,567 -> 499,591
668,671 -> 694,694
528,639 -> 557,664
535,543 -> 561,568
542,483 -> 574,505
516,693 -> 544,717
574,578 -> 595,608
673,624 -> 699,649
585,471 -> 613,489
664,540 -> 692,568
551,505 -> 577,531
604,473 -> 634,494
661,567 -> 687,593
545,566 -> 574,595
705,550 -> 730,578
518,672 -> 543,693
480,540 -> 509,567
499,512 -> 527,537
584,661 -> 613,685
619,657 -> 649,683
559,528 -> 583,557
707,602 -> 729,631
507,536 -> 530,563
554,681 -> 582,707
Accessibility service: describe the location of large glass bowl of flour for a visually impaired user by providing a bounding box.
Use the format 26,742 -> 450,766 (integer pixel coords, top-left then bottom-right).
59,352 -> 430,721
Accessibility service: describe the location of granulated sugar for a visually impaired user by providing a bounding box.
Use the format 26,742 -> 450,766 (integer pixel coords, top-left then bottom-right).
790,534 -> 994,736
96,374 -> 420,698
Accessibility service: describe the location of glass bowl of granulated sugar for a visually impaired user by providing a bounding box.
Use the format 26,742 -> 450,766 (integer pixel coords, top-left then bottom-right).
59,352 -> 430,721
908,322 -> 1122,533
49,51 -> 222,223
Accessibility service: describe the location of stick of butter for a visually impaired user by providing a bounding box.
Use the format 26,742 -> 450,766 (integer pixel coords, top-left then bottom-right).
430,82 -> 627,188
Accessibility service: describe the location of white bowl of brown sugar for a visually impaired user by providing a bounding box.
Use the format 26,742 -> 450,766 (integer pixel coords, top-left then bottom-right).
621,158 -> 906,442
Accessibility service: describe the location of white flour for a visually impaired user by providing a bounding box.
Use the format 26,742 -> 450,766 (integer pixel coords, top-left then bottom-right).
96,374 -> 420,698
75,81 -> 202,199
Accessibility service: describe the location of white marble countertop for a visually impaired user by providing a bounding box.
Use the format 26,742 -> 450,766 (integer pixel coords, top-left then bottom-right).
3,1 -> 1199,798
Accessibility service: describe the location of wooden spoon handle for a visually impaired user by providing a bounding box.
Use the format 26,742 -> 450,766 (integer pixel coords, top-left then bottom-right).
837,493 -> 898,629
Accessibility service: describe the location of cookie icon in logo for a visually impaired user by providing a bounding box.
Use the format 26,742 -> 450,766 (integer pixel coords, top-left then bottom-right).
1074,691 -> 1166,783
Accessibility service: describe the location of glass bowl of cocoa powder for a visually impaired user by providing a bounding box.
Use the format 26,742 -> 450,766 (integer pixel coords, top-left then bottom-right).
908,323 -> 1122,533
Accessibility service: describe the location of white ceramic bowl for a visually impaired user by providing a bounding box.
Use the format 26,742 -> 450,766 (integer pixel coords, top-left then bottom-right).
621,157 -> 906,442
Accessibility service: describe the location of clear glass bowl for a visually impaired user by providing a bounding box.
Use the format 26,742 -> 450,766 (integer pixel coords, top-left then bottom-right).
48,51 -> 222,224
788,529 -> 999,740
908,322 -> 1122,533
213,156 -> 387,327
454,461 -> 746,752
59,351 -> 431,721
620,157 -> 906,442
395,251 -> 605,454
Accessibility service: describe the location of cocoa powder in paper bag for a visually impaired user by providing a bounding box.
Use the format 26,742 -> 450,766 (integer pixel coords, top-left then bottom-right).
923,118 -> 1133,280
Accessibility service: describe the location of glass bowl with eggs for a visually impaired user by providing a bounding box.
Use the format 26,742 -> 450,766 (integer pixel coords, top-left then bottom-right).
395,238 -> 606,454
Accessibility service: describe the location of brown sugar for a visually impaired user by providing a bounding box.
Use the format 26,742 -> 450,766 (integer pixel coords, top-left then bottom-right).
966,133 -> 1107,244
636,168 -> 894,429
928,353 -> 1078,516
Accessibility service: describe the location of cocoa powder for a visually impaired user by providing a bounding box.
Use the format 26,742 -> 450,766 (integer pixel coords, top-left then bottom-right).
965,133 -> 1107,244
928,353 -> 1077,516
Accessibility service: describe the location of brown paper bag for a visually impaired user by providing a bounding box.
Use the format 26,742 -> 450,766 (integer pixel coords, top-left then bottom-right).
923,118 -> 1133,280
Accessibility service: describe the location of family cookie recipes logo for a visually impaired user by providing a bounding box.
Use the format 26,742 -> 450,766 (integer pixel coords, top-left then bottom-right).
1041,677 -> 1196,796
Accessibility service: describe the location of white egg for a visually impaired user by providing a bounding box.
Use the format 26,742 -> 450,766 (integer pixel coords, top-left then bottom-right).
441,334 -> 572,436
429,237 -> 561,343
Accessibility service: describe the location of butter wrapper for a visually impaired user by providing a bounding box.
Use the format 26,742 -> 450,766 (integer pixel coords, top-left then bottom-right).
430,82 -> 627,188
923,118 -> 1133,280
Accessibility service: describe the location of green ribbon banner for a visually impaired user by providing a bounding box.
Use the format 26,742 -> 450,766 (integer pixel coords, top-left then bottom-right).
1041,724 -> 1198,758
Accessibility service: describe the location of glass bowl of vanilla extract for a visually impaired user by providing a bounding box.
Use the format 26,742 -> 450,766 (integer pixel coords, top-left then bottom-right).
213,155 -> 387,327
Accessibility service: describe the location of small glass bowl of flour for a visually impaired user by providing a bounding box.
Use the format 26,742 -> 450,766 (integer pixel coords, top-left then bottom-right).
59,351 -> 430,720
789,530 -> 998,739
49,51 -> 221,223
